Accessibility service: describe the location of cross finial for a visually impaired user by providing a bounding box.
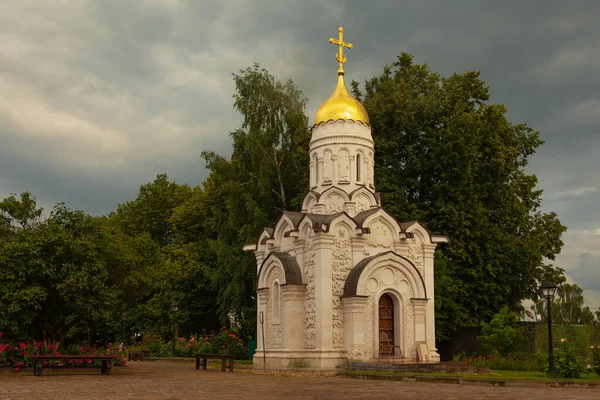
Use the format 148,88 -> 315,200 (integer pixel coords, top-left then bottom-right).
328,26 -> 353,75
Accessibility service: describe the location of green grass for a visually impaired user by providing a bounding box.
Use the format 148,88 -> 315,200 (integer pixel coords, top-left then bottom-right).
343,369 -> 600,383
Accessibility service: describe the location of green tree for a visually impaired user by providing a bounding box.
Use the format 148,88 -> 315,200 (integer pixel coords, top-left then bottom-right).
0,194 -> 116,344
479,306 -> 519,355
107,175 -> 219,337
354,53 -> 566,339
533,283 -> 595,324
113,174 -> 192,247
193,64 -> 310,334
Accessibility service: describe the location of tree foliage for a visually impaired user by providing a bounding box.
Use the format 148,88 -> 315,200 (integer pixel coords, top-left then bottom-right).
194,64 -> 310,334
354,53 -> 567,339
533,283 -> 595,324
479,306 -> 519,355
0,193 -> 116,344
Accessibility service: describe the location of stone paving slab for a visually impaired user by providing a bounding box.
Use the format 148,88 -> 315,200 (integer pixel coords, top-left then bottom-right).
1,361 -> 599,400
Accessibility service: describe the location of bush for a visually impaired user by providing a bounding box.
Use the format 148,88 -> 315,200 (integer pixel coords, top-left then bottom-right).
0,339 -> 126,370
590,345 -> 600,375
479,306 -> 519,355
139,329 -> 249,359
553,338 -> 586,379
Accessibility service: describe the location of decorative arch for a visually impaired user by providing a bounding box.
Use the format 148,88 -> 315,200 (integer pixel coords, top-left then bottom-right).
301,191 -> 319,213
338,148 -> 351,182
362,209 -> 402,240
343,251 -> 426,299
273,217 -> 292,242
323,149 -> 334,184
311,153 -> 319,187
257,252 -> 303,289
319,186 -> 350,214
329,213 -> 358,236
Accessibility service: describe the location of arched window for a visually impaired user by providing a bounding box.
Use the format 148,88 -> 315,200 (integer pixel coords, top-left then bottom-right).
313,154 -> 319,186
272,281 -> 280,324
356,153 -> 362,182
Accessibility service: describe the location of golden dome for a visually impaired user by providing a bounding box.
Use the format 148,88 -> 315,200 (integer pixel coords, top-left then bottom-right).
313,74 -> 369,125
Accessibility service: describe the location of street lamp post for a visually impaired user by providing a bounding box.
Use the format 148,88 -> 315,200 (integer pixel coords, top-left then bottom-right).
121,312 -> 127,352
540,281 -> 557,374
170,302 -> 179,357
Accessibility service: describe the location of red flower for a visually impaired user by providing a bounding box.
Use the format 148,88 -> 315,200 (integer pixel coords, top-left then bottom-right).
87,359 -> 92,364
48,344 -> 56,350
54,351 -> 60,356
15,367 -> 20,372
43,361 -> 49,366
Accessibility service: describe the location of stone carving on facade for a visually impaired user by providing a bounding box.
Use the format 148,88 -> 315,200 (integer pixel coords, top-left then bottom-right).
323,151 -> 333,183
325,193 -> 344,213
406,237 -> 424,275
338,150 -> 350,182
303,233 -> 316,349
331,226 -> 353,348
355,194 -> 371,213
366,221 -> 393,248
266,267 -> 284,349
350,344 -> 368,359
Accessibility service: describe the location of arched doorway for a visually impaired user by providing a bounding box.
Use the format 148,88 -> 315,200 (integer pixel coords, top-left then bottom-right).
378,293 -> 394,355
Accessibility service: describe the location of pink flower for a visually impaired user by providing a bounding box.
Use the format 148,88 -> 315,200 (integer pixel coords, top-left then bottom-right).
48,344 -> 56,350
43,361 -> 49,366
54,351 -> 60,356
87,359 -> 92,364
15,367 -> 20,372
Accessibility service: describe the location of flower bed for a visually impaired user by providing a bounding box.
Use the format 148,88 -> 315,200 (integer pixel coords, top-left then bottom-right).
0,336 -> 126,372
136,329 -> 248,359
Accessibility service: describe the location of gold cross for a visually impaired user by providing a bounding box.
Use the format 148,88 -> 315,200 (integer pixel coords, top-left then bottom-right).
329,26 -> 353,75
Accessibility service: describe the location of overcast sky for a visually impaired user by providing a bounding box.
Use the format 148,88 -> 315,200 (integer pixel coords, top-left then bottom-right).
1,0 -> 599,311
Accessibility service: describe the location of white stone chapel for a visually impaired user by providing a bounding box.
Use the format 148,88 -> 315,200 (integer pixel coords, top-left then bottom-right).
244,27 -> 448,368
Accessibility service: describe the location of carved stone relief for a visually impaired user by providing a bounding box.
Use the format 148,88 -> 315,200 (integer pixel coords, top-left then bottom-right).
332,226 -> 353,348
325,193 -> 345,213
355,194 -> 371,214
323,151 -> 333,183
338,150 -> 350,182
366,221 -> 393,249
405,237 -> 424,275
303,233 -> 316,349
266,267 -> 284,349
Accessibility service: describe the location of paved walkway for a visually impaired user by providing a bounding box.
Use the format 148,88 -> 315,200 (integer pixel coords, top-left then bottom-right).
0,361 -> 597,400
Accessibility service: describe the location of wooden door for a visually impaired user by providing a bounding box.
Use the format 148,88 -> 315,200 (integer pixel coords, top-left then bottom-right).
378,294 -> 394,352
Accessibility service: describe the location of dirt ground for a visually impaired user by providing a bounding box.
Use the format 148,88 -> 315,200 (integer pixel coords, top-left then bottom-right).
0,360 -> 598,400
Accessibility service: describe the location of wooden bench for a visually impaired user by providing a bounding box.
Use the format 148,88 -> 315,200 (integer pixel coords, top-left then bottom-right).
27,354 -> 117,376
195,353 -> 234,372
128,350 -> 151,361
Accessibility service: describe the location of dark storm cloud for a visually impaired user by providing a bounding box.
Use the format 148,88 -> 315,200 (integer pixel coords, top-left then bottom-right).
1,0 -> 599,305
